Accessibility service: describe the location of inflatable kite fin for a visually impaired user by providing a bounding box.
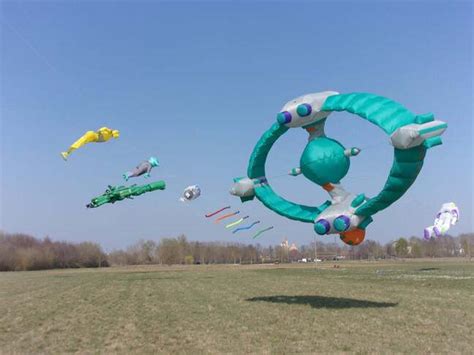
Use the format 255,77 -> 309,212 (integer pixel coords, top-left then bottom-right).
240,196 -> 255,202
344,147 -> 361,157
390,115 -> 447,150
289,168 -> 302,176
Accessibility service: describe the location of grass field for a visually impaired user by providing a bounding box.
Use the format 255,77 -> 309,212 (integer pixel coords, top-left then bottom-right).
1,259 -> 473,354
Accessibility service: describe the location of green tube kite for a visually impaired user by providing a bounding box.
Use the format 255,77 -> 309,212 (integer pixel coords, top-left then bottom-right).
87,180 -> 166,208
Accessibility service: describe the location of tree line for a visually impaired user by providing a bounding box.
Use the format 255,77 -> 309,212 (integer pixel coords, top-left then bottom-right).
109,233 -> 472,265
0,231 -> 472,271
0,232 -> 108,271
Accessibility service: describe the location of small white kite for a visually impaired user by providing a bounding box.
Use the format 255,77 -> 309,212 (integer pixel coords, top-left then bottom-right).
424,202 -> 459,239
180,185 -> 201,202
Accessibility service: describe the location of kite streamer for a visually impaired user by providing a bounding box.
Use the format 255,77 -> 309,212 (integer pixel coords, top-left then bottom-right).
232,221 -> 260,234
215,211 -> 240,223
225,216 -> 249,229
205,206 -> 231,218
252,226 -> 274,239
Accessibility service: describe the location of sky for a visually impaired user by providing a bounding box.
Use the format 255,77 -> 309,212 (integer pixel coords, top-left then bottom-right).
1,0 -> 472,250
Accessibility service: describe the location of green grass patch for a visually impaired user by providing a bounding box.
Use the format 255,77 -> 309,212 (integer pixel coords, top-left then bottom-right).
1,260 -> 473,353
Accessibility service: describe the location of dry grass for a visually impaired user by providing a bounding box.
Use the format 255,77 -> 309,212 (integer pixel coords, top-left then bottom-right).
0,259 -> 473,353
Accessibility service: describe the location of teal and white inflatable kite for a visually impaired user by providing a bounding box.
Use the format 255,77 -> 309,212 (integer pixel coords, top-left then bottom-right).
230,91 -> 447,245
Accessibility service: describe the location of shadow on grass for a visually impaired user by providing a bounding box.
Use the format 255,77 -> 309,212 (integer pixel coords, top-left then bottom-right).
117,276 -> 180,281
246,295 -> 398,309
418,268 -> 440,272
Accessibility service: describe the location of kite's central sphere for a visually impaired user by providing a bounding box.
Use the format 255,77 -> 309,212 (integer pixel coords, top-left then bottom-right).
300,137 -> 349,185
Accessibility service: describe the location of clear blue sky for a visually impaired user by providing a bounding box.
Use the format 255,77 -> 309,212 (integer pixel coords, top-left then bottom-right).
1,0 -> 472,250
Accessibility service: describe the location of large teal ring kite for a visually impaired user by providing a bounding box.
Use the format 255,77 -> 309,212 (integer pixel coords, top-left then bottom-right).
230,91 -> 447,245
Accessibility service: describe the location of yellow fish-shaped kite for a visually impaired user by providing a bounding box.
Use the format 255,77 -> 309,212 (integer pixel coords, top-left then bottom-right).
61,127 -> 120,160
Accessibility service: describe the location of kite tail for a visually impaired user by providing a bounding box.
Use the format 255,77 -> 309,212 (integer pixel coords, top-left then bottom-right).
205,206 -> 231,218
225,216 -> 249,229
232,221 -> 260,234
252,226 -> 274,239
215,211 -> 240,223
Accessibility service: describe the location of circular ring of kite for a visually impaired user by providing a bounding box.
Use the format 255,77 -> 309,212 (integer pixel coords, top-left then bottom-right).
231,92 -> 447,245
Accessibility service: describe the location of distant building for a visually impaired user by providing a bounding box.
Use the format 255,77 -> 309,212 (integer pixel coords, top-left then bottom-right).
289,243 -> 299,261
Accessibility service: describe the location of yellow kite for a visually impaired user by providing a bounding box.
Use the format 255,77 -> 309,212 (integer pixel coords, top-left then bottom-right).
61,127 -> 120,160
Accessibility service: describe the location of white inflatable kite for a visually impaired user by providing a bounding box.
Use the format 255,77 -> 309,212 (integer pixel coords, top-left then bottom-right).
424,202 -> 459,239
180,185 -> 201,202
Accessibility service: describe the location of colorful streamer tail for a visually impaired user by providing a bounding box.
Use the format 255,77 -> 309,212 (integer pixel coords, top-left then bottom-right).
205,206 -> 231,218
215,211 -> 240,223
252,226 -> 274,239
233,221 -> 260,234
225,216 -> 249,229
